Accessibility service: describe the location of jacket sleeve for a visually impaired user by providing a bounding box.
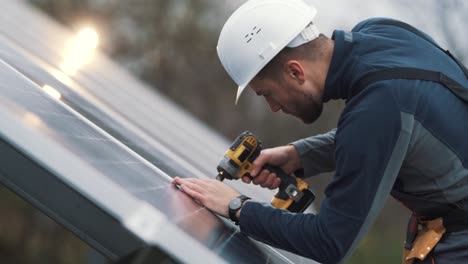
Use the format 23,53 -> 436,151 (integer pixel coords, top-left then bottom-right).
239,86 -> 412,263
290,129 -> 336,177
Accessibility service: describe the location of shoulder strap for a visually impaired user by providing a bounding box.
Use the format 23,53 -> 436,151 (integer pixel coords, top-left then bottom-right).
352,67 -> 468,104
352,19 -> 468,79
350,19 -> 468,103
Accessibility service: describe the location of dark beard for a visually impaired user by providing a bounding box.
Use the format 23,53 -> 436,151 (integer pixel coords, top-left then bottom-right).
301,102 -> 322,123
299,94 -> 323,124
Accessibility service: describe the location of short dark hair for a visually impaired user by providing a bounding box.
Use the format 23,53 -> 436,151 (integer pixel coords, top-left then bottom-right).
256,34 -> 328,81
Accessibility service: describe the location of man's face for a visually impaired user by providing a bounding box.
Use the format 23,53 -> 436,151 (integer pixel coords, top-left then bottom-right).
249,76 -> 323,124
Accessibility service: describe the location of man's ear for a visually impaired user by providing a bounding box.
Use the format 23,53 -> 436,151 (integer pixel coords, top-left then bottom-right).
284,60 -> 305,84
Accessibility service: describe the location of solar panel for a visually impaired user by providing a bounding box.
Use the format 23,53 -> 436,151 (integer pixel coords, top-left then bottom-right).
0,59 -> 304,263
0,2 -> 318,263
0,0 -> 317,213
0,2 -> 279,200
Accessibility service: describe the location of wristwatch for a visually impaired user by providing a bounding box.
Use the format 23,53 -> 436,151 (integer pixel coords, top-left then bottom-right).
228,194 -> 250,225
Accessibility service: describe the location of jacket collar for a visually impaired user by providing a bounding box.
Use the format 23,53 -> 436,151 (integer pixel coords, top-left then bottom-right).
322,30 -> 354,102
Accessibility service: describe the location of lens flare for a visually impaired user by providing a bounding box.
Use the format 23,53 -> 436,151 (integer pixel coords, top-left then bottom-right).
42,85 -> 62,100
60,27 -> 99,76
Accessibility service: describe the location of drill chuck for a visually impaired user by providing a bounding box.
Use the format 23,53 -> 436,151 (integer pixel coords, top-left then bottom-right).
216,174 -> 224,181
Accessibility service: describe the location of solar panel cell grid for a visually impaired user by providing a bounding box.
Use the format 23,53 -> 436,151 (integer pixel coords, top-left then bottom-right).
0,59 -> 296,263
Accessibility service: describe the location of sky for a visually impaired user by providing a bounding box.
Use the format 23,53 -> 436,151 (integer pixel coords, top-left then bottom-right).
222,0 -> 468,63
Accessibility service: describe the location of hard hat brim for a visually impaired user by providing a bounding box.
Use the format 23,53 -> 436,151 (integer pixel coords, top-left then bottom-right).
235,85 -> 248,105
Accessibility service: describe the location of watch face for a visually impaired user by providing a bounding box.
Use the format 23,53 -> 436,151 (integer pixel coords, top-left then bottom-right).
229,198 -> 242,210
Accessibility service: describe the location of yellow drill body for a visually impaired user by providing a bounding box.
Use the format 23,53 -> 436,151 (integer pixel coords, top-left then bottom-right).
216,131 -> 315,213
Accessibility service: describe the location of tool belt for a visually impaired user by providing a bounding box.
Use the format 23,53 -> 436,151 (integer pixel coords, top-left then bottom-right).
402,209 -> 468,264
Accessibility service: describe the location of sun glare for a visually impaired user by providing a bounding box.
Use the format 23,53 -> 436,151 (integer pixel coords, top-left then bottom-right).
60,27 -> 99,76
42,85 -> 62,100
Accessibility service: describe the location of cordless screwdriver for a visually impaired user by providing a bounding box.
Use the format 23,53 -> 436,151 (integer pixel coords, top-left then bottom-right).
216,131 -> 315,213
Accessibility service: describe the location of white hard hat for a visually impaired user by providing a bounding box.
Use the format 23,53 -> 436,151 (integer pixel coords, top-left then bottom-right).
217,0 -> 320,104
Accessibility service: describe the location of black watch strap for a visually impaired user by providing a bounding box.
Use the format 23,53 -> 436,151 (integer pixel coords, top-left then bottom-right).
228,195 -> 250,225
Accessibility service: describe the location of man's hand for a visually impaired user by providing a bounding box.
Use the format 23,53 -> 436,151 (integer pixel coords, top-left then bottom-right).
244,145 -> 303,189
172,177 -> 241,218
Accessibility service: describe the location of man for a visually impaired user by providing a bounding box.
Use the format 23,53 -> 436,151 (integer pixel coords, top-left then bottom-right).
173,0 -> 468,263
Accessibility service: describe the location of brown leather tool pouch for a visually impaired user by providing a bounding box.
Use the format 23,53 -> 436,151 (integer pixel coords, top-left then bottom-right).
402,217 -> 446,264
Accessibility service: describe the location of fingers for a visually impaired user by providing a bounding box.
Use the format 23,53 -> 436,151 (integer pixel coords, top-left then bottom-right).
173,176 -> 183,185
251,150 -> 270,177
180,182 -> 204,202
172,177 -> 242,217
262,173 -> 277,189
271,177 -> 281,189
251,170 -> 281,189
252,169 -> 269,185
173,176 -> 204,186
242,176 -> 252,183
173,177 -> 206,201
